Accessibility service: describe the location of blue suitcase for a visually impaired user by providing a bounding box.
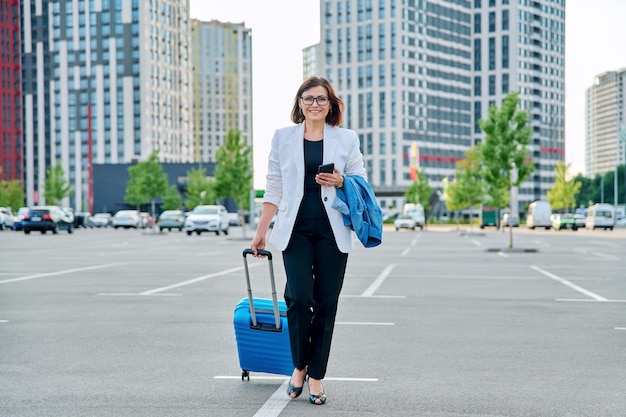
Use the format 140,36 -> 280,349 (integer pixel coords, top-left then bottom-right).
234,249 -> 293,380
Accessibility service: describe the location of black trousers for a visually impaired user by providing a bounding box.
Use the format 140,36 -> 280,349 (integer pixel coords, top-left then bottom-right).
282,216 -> 348,380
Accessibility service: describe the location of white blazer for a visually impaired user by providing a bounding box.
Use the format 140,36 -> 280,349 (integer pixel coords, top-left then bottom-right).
263,123 -> 366,253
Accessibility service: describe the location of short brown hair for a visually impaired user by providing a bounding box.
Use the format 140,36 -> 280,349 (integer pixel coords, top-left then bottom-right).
290,77 -> 343,126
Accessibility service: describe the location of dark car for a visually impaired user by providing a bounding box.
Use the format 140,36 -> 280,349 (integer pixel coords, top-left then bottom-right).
22,206 -> 74,234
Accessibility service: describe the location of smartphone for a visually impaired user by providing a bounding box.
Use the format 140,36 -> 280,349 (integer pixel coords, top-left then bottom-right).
318,163 -> 335,174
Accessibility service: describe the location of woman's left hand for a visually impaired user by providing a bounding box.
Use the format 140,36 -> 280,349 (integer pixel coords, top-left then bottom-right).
315,167 -> 343,188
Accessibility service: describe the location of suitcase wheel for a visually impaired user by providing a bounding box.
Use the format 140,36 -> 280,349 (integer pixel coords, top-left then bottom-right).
242,370 -> 250,381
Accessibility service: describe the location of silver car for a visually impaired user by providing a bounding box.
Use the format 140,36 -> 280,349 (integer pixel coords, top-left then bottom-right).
112,210 -> 141,229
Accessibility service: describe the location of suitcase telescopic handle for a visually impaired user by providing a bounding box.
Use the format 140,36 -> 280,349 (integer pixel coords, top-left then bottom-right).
242,248 -> 281,330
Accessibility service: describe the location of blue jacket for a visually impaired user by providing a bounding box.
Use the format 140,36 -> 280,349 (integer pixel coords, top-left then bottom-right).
332,175 -> 383,248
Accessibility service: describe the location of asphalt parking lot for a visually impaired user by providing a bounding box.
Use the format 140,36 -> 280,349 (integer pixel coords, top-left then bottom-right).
1,225 -> 625,417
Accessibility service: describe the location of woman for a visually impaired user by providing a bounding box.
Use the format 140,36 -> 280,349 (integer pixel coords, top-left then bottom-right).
250,76 -> 367,405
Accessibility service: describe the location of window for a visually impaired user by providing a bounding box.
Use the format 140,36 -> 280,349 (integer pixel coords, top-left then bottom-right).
502,73 -> 509,93
489,75 -> 496,95
488,12 -> 495,32
474,76 -> 481,96
502,9 -> 509,30
474,14 -> 481,33
502,35 -> 509,68
488,37 -> 495,70
474,39 -> 481,71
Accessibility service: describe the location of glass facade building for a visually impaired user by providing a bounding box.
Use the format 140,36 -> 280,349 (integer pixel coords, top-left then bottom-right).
317,0 -> 565,211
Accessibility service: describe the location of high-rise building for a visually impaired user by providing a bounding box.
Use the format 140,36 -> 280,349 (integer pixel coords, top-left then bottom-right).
585,68 -> 626,177
191,19 -> 252,163
21,0 -> 192,210
0,0 -> 22,182
316,0 -> 565,212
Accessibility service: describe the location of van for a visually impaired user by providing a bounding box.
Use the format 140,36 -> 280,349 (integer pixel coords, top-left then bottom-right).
480,205 -> 500,229
526,201 -> 552,229
585,203 -> 615,230
403,203 -> 425,230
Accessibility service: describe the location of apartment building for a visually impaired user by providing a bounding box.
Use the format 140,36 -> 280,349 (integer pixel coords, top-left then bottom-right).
191,19 -> 252,163
21,0 -> 192,210
0,0 -> 21,182
314,0 -> 565,212
585,68 -> 626,177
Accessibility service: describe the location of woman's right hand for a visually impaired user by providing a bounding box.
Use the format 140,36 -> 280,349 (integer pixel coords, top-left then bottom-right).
250,229 -> 267,257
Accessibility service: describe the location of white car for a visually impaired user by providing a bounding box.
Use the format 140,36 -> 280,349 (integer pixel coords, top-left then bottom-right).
91,213 -> 112,227
112,210 -> 141,229
0,207 -> 15,230
185,205 -> 230,236
394,214 -> 417,231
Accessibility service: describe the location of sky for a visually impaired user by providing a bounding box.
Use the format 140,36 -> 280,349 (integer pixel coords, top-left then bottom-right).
190,0 -> 626,188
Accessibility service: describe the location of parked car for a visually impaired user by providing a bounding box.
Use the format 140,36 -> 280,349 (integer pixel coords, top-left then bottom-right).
394,214 -> 417,231
91,212 -> 113,228
616,216 -> 626,227
573,214 -> 586,229
22,206 -> 74,234
228,212 -> 242,226
112,210 -> 141,229
12,207 -> 30,231
0,207 -> 15,230
552,213 -> 578,231
157,210 -> 185,232
585,203 -> 615,230
526,200 -> 552,229
184,205 -> 229,236
74,211 -> 91,228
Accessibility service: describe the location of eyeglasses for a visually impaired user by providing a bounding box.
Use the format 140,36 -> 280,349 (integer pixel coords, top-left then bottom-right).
300,96 -> 330,106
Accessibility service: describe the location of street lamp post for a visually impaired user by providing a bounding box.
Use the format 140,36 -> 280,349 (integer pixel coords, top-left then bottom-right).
615,123 -> 626,210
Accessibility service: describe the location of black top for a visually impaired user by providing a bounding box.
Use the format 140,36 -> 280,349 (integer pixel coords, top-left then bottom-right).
298,139 -> 326,219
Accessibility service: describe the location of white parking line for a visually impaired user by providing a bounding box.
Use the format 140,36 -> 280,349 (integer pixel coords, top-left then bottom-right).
400,248 -> 410,257
361,264 -> 395,297
0,263 -> 126,284
336,321 -> 394,326
140,265 -> 254,295
592,252 -> 618,260
213,375 -> 378,417
531,265 -> 608,301
253,379 -> 290,417
0,320 -> 8,323
471,239 -> 482,247
498,252 -> 509,258
615,327 -> 626,331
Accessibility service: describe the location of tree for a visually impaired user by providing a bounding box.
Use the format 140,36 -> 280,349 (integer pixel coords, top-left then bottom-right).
162,185 -> 182,211
573,174 -> 592,210
43,163 -> 73,205
547,161 -> 581,212
184,167 -> 215,209
479,91 -> 535,248
213,129 -> 253,237
445,147 -> 486,230
0,167 -> 25,210
404,168 -> 433,223
125,164 -> 149,210
125,151 -> 168,222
